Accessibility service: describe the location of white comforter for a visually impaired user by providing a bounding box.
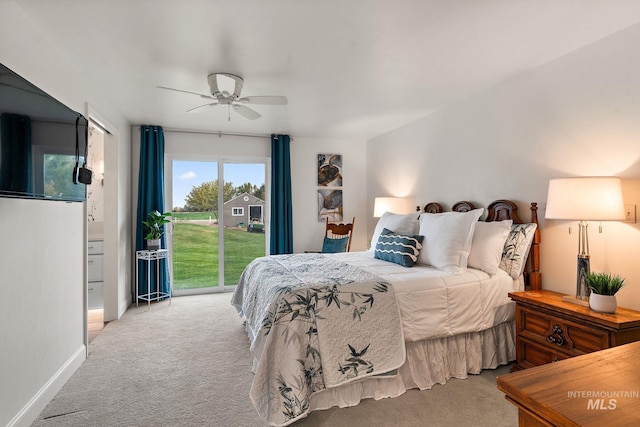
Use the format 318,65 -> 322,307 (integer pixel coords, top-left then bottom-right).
323,251 -> 520,342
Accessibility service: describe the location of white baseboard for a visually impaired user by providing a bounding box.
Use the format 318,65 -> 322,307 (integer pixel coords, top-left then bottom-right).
7,345 -> 86,427
119,298 -> 129,319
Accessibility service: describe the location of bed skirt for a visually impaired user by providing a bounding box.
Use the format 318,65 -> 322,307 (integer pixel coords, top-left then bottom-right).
307,320 -> 515,412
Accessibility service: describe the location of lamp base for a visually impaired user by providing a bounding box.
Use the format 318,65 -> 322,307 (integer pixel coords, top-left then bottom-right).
561,295 -> 590,307
576,252 -> 591,299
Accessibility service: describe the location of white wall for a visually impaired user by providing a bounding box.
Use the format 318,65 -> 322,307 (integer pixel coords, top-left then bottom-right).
0,1 -> 132,425
292,137 -> 368,252
367,23 -> 640,310
0,199 -> 85,426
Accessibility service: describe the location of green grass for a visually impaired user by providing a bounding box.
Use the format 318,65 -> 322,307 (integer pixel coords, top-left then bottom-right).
172,212 -> 218,221
172,222 -> 265,289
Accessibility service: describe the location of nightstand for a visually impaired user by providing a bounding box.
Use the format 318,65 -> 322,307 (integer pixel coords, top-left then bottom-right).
509,290 -> 640,371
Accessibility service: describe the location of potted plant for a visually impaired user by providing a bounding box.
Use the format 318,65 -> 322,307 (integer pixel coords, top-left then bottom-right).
142,210 -> 172,250
586,272 -> 627,314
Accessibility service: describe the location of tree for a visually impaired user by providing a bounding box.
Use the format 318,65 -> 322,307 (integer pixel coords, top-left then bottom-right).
184,179 -> 236,212
235,182 -> 253,196
236,182 -> 265,201
253,184 -> 265,201
44,153 -> 85,200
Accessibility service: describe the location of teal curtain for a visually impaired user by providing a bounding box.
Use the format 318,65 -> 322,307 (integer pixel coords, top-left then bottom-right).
270,134 -> 293,254
0,113 -> 32,195
135,125 -> 170,298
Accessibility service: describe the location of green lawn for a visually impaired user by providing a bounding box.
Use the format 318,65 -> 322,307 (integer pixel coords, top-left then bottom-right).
171,222 -> 265,289
172,211 -> 218,221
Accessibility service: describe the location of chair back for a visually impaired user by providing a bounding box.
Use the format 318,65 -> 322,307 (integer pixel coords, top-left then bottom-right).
323,217 -> 355,252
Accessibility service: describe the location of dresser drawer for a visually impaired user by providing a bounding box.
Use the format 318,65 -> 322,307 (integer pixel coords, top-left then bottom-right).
510,290 -> 640,371
518,338 -> 569,369
88,254 -> 104,282
88,281 -> 103,309
88,240 -> 104,254
519,306 -> 610,356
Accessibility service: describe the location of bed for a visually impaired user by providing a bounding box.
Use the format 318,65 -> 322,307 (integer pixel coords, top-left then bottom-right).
231,199 -> 541,426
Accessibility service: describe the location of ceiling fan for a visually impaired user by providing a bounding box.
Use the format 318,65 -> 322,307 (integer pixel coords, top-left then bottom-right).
158,73 -> 287,120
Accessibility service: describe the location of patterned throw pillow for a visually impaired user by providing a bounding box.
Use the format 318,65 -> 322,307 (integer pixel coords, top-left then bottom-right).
499,223 -> 537,279
369,212 -> 419,251
374,228 -> 424,267
321,236 -> 350,253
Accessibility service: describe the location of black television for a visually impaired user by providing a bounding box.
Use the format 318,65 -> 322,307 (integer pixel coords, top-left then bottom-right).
0,62 -> 89,201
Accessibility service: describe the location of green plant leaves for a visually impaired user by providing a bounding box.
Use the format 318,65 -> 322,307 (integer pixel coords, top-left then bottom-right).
586,272 -> 627,295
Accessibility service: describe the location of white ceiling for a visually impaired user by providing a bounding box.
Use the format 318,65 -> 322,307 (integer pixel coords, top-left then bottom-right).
16,0 -> 640,140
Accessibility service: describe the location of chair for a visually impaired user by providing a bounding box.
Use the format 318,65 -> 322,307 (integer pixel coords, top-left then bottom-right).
321,217 -> 355,253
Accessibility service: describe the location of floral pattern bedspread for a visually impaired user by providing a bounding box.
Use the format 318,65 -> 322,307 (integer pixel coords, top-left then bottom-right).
231,253 -> 405,426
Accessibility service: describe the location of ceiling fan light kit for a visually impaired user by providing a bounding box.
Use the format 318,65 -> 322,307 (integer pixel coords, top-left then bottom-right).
158,73 -> 287,121
208,73 -> 243,99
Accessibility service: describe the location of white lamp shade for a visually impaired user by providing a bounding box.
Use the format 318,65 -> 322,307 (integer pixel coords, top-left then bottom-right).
373,197 -> 411,217
545,177 -> 625,221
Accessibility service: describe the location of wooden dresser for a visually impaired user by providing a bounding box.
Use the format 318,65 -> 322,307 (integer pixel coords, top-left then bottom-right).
497,341 -> 640,427
509,290 -> 640,371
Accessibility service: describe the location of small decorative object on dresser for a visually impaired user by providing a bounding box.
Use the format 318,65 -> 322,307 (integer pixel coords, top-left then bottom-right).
142,210 -> 172,250
587,271 -> 627,313
509,290 -> 640,371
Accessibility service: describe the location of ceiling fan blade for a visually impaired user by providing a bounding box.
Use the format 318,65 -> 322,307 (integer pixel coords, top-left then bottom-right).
237,96 -> 288,105
233,104 -> 261,120
186,102 -> 218,113
157,85 -> 214,100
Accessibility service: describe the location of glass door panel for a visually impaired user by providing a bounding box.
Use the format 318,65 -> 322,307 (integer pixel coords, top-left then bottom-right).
170,158 -> 267,292
223,162 -> 266,285
171,160 -> 219,291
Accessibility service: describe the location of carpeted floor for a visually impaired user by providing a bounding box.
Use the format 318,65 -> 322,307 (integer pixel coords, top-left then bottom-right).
32,293 -> 517,427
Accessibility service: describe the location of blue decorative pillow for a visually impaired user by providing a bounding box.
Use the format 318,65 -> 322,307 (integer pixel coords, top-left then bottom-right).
321,236 -> 350,253
374,228 -> 424,267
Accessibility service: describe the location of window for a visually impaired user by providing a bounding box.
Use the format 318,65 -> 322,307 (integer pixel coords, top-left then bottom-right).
169,158 -> 267,292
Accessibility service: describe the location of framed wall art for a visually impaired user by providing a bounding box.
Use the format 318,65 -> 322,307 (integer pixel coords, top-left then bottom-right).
317,153 -> 343,222
317,188 -> 343,222
317,153 -> 342,187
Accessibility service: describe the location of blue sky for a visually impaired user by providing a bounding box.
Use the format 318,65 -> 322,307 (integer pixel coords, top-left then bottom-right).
172,160 -> 265,208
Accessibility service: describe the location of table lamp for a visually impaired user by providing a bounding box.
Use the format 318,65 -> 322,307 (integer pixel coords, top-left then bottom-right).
545,177 -> 625,302
373,197 -> 411,217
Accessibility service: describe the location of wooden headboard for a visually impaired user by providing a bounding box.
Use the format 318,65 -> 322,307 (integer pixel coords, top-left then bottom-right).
418,199 -> 541,291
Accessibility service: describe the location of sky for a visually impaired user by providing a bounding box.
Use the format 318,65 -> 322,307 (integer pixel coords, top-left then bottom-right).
172,160 -> 265,209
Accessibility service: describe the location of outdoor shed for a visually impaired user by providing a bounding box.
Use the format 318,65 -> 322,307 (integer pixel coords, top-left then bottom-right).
222,192 -> 264,228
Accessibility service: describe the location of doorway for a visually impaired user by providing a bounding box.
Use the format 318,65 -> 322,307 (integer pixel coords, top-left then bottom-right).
169,158 -> 267,294
87,120 -> 106,341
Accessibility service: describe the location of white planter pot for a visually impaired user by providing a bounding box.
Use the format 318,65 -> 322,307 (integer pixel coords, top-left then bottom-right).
147,238 -> 161,250
589,293 -> 617,314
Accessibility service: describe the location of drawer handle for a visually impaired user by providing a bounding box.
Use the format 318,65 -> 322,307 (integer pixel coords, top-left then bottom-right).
552,357 -> 560,363
546,324 -> 565,346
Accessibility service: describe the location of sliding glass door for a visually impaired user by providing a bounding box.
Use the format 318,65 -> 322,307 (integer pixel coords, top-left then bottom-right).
169,158 -> 267,293
223,162 -> 267,285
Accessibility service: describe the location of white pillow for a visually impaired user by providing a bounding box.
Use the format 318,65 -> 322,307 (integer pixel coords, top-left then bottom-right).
467,220 -> 512,275
417,208 -> 484,273
369,211 -> 419,251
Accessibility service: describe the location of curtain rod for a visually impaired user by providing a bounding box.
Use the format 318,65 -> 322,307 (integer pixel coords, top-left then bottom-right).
141,126 -> 272,139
